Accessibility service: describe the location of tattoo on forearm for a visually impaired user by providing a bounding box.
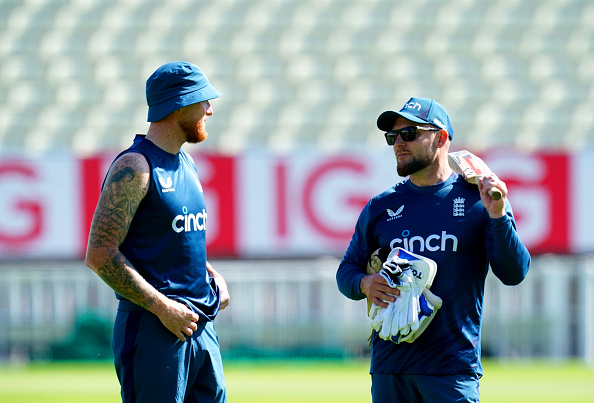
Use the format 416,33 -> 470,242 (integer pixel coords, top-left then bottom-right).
94,252 -> 158,309
88,154 -> 156,309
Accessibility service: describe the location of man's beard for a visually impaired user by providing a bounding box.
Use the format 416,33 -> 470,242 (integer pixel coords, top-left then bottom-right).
396,140 -> 439,177
397,154 -> 433,177
180,119 -> 208,144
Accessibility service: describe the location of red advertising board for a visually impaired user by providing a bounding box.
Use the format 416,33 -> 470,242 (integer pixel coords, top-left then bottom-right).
0,155 -> 81,257
482,150 -> 570,254
0,149 -> 590,259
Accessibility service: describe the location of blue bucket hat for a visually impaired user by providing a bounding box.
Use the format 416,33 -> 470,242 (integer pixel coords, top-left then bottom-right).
146,61 -> 221,122
377,97 -> 454,140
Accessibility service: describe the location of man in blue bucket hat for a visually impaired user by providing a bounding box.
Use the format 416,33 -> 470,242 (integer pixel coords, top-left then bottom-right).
337,97 -> 530,402
86,61 -> 229,403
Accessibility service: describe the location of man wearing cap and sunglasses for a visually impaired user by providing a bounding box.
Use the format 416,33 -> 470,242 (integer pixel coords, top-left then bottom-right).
86,61 -> 229,403
336,97 -> 530,402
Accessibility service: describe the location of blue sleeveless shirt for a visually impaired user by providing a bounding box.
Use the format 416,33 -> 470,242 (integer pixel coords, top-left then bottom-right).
113,135 -> 220,321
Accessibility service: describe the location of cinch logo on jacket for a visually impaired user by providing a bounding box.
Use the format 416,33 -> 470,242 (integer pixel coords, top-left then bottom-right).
390,230 -> 458,253
171,206 -> 207,233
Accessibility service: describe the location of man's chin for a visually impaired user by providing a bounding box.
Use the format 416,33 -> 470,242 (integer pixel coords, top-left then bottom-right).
397,162 -> 412,177
187,132 -> 208,144
398,161 -> 428,177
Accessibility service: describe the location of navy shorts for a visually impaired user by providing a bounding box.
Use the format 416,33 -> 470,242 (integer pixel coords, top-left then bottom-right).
371,373 -> 480,403
113,308 -> 226,403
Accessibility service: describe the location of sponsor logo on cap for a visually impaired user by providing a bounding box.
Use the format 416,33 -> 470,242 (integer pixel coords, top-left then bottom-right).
405,102 -> 422,111
433,118 -> 445,129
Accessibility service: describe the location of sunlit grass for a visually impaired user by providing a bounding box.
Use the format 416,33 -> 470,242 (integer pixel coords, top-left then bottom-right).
0,359 -> 592,403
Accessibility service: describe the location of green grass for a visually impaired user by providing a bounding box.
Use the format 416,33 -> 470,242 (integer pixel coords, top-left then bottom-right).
0,359 -> 592,402
479,360 -> 594,403
0,361 -> 119,403
225,360 -> 370,403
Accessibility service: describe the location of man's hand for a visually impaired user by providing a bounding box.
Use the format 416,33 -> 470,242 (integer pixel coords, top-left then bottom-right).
478,174 -> 507,218
153,296 -> 199,342
360,273 -> 399,309
207,262 -> 230,310
216,275 -> 230,310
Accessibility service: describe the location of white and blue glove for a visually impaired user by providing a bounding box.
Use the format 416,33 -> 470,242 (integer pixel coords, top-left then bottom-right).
397,288 -> 443,343
368,248 -> 442,343
370,256 -> 414,340
379,260 -> 413,340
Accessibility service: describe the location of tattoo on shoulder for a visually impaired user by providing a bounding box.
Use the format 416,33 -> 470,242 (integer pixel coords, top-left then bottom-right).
90,154 -> 149,246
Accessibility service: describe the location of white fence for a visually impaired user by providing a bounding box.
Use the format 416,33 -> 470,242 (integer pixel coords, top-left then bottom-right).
0,255 -> 593,363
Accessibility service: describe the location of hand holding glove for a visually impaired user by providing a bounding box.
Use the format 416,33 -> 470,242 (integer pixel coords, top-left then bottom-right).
367,248 -> 443,343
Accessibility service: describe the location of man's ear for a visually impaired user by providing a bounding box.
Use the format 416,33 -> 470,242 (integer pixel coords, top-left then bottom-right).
436,130 -> 448,148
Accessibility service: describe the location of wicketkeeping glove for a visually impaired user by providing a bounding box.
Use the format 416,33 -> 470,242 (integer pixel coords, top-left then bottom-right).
369,256 -> 414,340
367,247 -> 443,343
397,288 -> 443,343
388,248 -> 442,343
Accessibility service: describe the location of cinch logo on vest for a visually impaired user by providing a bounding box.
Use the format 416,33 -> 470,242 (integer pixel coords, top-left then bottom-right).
172,206 -> 207,233
390,230 -> 458,252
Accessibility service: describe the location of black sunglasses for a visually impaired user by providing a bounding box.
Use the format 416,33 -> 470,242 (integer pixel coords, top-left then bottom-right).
384,126 -> 441,145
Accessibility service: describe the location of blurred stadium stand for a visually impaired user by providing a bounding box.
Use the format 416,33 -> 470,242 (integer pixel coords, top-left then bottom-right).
0,0 -> 593,155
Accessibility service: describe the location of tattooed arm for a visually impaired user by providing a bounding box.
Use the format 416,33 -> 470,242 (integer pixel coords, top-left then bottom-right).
85,152 -> 199,341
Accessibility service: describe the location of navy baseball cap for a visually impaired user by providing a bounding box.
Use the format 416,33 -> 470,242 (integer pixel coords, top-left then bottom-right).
377,97 -> 454,140
146,61 -> 221,122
